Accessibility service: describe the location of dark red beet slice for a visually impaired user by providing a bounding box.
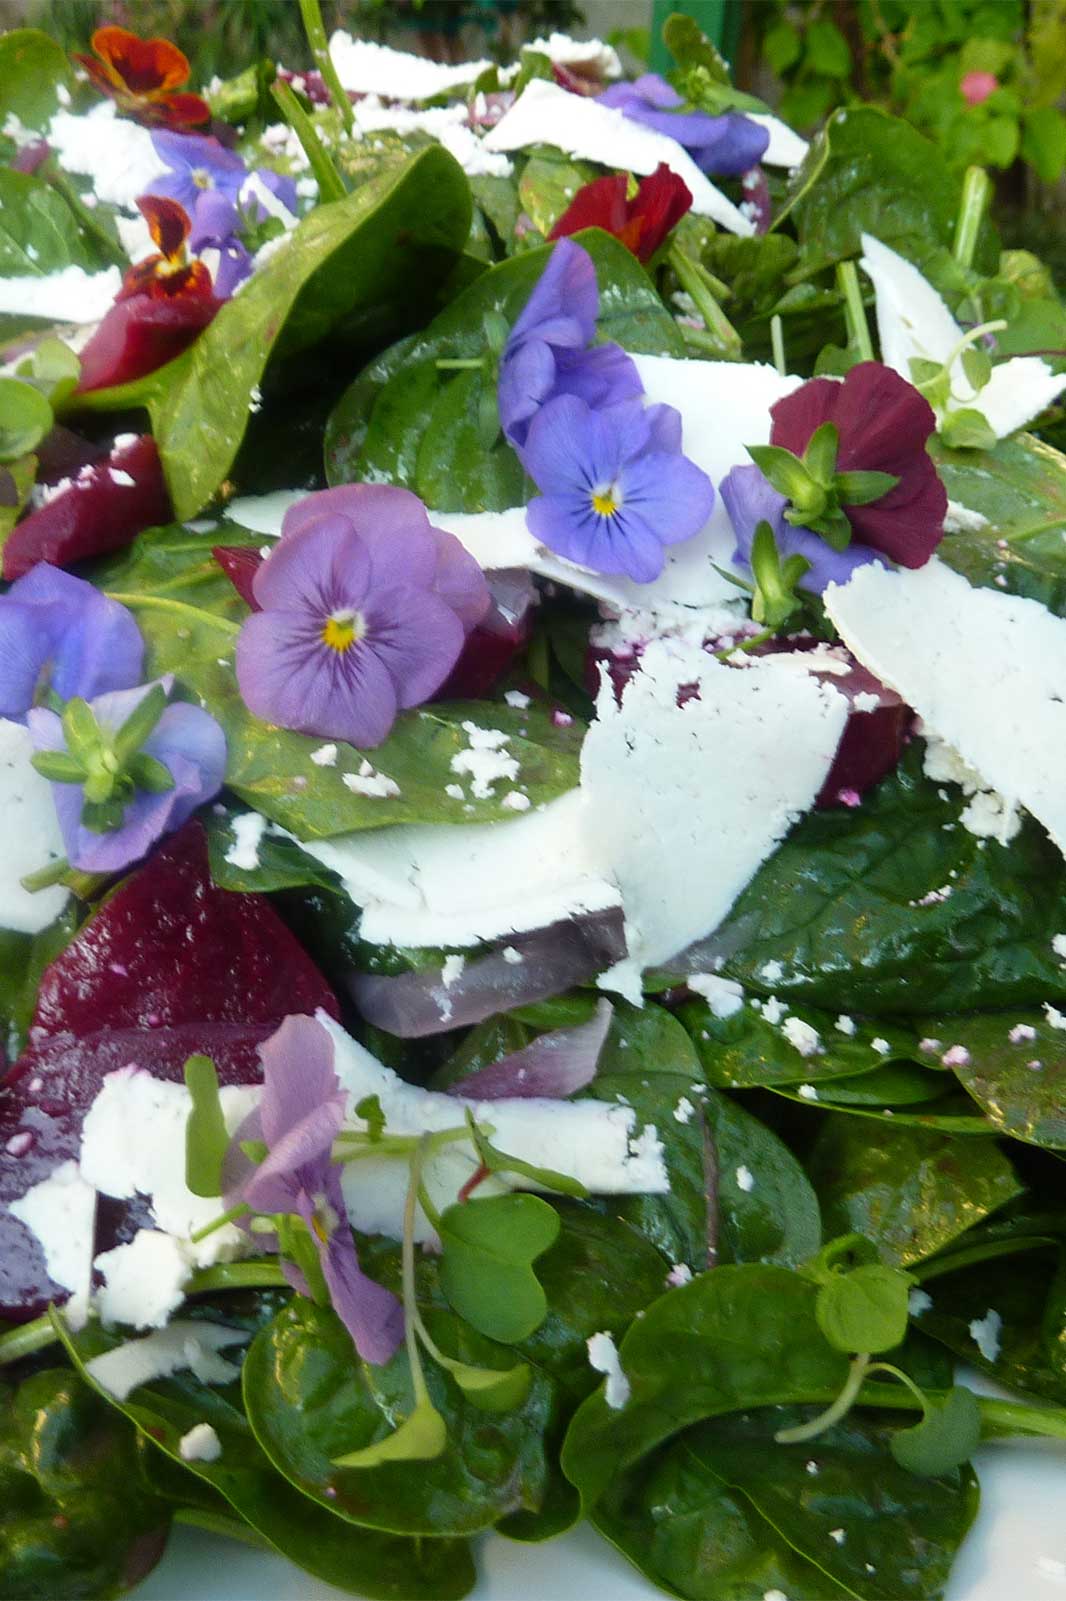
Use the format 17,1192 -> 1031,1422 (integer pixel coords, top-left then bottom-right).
76,290 -> 220,393
2,434 -> 172,580
1,821 -> 338,1322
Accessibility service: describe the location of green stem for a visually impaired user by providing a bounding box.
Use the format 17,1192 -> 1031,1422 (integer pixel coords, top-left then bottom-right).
715,626 -> 776,661
954,166 -> 992,272
770,314 -> 786,377
42,161 -> 127,269
0,1312 -> 58,1367
436,358 -> 485,371
669,243 -> 742,359
417,1181 -> 443,1232
20,856 -> 70,894
173,1507 -> 270,1549
297,0 -> 354,132
775,1352 -> 870,1443
271,80 -> 346,205
403,1138 -> 434,1408
914,1236 -> 1056,1283
186,1260 -> 288,1295
104,593 -> 241,634
836,260 -> 874,363
189,1203 -> 251,1245
333,1125 -> 471,1161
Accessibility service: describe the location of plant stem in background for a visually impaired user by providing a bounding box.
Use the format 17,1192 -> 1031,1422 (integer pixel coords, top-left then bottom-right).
771,313 -> 786,376
270,80 -> 346,205
836,260 -> 874,362
297,0 -> 354,134
954,166 -> 992,272
43,162 -> 127,269
669,242 -> 743,360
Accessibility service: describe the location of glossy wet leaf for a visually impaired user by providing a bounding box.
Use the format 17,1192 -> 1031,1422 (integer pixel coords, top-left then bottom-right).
0,1368 -> 170,1600
890,1386 -> 982,1477
438,1192 -> 561,1343
0,377 -> 52,462
0,29 -> 75,132
0,169 -> 104,281
808,1115 -> 1023,1267
943,1012 -> 1066,1149
815,1264 -> 912,1354
54,1312 -> 474,1598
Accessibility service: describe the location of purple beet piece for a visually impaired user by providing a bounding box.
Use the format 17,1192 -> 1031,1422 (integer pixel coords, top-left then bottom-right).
213,544 -> 261,610
1,821 -> 338,1322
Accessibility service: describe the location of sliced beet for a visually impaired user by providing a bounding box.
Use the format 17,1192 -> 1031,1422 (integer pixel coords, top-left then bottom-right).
2,434 -> 172,580
1,821 -> 338,1322
76,290 -> 220,394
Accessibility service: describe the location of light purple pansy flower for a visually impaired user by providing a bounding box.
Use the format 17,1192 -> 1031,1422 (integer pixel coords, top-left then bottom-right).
241,167 -> 299,222
498,238 -> 642,449
523,395 -> 715,582
189,191 -> 252,299
27,677 -> 226,873
598,73 -> 769,177
719,463 -> 882,594
226,1014 -> 404,1365
235,485 -> 491,748
149,129 -> 247,212
0,564 -> 144,722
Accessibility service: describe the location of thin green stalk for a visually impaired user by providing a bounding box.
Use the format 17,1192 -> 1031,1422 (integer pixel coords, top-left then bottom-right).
669,243 -> 742,359
189,1202 -> 251,1245
775,1353 -> 871,1443
836,260 -> 874,363
0,1312 -> 58,1367
173,1508 -> 270,1549
954,166 -> 992,272
914,1236 -> 1056,1283
403,1138 -> 435,1408
21,856 -> 70,894
42,162 -> 127,269
714,626 -> 776,661
770,313 -> 786,377
297,0 -> 354,132
186,1260 -> 288,1295
271,80 -> 346,205
436,358 -> 485,371
104,594 -> 241,634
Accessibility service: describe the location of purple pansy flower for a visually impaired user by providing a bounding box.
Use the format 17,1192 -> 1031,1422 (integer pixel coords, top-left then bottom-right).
28,678 -> 226,873
523,395 -> 715,582
226,1014 -> 404,1365
235,485 -> 490,748
241,168 -> 299,223
149,129 -> 247,213
498,239 -> 642,449
719,463 -> 882,594
0,565 -> 144,722
189,192 -> 252,299
598,73 -> 769,177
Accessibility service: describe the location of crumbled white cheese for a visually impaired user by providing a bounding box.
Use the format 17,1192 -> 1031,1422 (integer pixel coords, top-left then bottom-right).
871,1036 -> 891,1054
179,1422 -> 222,1462
94,1229 -> 193,1330
484,80 -> 754,234
667,1262 -> 693,1286
501,790 -> 531,812
826,559 -> 1066,857
1053,934 -> 1066,961
829,1529 -> 846,1545
505,690 -> 532,709
688,973 -> 744,1019
940,1044 -> 971,1067
1044,1004 -> 1066,1032
1009,1023 -> 1037,1043
48,102 -> 168,209
444,783 -> 466,801
440,954 -> 465,988
328,34 -> 492,100
502,946 -> 523,964
343,760 -> 401,799
350,98 -> 513,178
835,1014 -> 857,1037
969,1307 -> 1003,1362
761,995 -> 787,1026
0,718 -> 71,933
322,1012 -> 668,1244
450,724 -> 519,799
736,1164 -> 755,1192
782,1017 -> 822,1058
797,1084 -> 819,1101
908,1289 -> 933,1316
84,1320 -> 246,1401
587,1331 -> 630,1409
8,1160 -> 95,1328
0,264 -> 122,323
944,500 -> 990,535
310,743 -> 338,767
760,959 -> 785,983
673,1096 -> 695,1124
224,811 -> 269,872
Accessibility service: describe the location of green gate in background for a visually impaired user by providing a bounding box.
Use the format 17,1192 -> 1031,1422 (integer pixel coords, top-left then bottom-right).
648,0 -> 743,72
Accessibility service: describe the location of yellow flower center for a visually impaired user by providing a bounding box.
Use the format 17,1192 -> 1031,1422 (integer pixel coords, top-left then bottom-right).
192,168 -> 213,190
591,482 -> 622,518
321,608 -> 364,654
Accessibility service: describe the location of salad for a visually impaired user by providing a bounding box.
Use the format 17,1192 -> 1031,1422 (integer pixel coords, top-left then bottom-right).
2,9 -> 1066,1600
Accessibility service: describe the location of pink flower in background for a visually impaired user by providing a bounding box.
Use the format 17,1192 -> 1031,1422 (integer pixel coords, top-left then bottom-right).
960,71 -> 998,106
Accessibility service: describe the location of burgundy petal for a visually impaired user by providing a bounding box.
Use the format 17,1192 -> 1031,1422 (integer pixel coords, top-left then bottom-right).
450,998 -> 613,1100
213,545 -> 262,610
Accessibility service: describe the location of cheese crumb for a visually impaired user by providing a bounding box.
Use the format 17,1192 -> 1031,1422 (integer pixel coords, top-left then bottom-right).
797,1084 -> 819,1101
1009,1023 -> 1037,1044
969,1307 -> 1003,1362
310,743 -> 338,767
735,1165 -> 755,1192
587,1332 -> 630,1409
941,1044 -> 971,1067
1045,1004 -> 1066,1032
179,1423 -> 222,1462
908,1289 -> 933,1316
501,790 -> 531,812
782,1017 -> 822,1058
666,1263 -> 693,1287
760,959 -> 784,982
688,973 -> 744,1019
835,1014 -> 857,1036
94,1229 -> 193,1329
224,812 -> 268,872
502,946 -> 523,965
343,761 -> 401,799
441,954 -> 465,989
504,690 -> 532,709
829,1529 -> 846,1545
762,995 -> 786,1026
871,1036 -> 891,1054
673,1096 -> 695,1124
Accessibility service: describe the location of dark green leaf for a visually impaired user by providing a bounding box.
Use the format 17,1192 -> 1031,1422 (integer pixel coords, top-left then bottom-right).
0,169 -> 104,280
0,907 -> 78,1062
0,376 -> 52,461
890,1386 -> 982,1477
0,30 -> 75,132
815,1264 -> 912,1353
675,993 -> 920,1089
518,152 -> 597,236
438,1192 -> 560,1343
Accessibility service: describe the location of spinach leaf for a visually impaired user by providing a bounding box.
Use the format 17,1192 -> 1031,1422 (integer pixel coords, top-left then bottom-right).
93,525 -> 581,837
54,1314 -> 474,1598
0,169 -> 104,279
777,106 -> 998,281
699,743 -> 1066,1015
77,146 -> 472,521
676,993 -> 921,1089
325,228 -> 684,504
0,906 -> 79,1064
518,152 -> 597,237
942,1012 -> 1066,1150
589,1002 -> 821,1271
242,1289 -> 557,1538
0,30 -> 75,132
0,1368 -> 171,1599
807,1115 -> 1023,1267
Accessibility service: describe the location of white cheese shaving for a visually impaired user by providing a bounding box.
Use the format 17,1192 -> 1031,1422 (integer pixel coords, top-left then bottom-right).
746,111 -> 809,169
321,1012 -> 668,1244
908,1289 -> 933,1316
224,812 -> 269,872
328,34 -> 491,100
0,718 -> 71,934
179,1422 -> 222,1462
0,264 -> 121,323
47,102 -> 168,210
84,1320 -> 246,1401
94,1229 -> 193,1330
350,99 -> 513,178
8,1160 -> 95,1328
826,560 -> 1066,855
524,32 -> 622,77
586,1331 -> 630,1408
484,80 -> 754,234
687,973 -> 744,1018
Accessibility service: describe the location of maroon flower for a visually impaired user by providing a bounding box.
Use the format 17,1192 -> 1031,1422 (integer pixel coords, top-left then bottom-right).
548,164 -> 692,265
769,362 -> 946,569
73,25 -> 210,130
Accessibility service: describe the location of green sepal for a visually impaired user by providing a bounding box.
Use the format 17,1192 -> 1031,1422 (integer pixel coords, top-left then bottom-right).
802,420 -> 839,485
749,519 -> 809,628
112,682 -> 170,765
747,442 -> 820,508
333,1396 -> 448,1468
29,749 -> 87,785
127,753 -> 175,794
836,469 -> 900,505
60,697 -> 103,767
183,1054 -> 230,1199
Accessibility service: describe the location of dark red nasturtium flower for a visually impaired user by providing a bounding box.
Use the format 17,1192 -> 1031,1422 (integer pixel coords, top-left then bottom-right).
73,24 -> 210,129
549,163 -> 692,265
769,361 -> 947,569
77,198 -> 220,392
